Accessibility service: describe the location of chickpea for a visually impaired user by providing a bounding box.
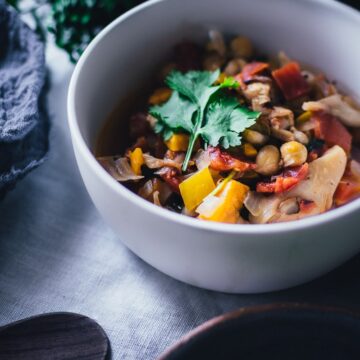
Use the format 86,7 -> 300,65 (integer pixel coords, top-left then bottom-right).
271,128 -> 295,142
230,36 -> 253,59
292,127 -> 309,145
280,141 -> 308,167
243,129 -> 269,146
203,52 -> 224,71
224,58 -> 246,76
255,145 -> 281,176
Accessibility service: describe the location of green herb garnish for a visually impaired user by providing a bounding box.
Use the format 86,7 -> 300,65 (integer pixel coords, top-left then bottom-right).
150,69 -> 261,171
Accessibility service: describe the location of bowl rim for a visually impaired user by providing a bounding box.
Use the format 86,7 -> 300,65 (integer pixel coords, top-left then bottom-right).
67,0 -> 360,235
157,302 -> 360,360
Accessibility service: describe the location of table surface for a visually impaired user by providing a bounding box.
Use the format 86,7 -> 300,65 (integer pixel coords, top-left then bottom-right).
1,29 -> 360,360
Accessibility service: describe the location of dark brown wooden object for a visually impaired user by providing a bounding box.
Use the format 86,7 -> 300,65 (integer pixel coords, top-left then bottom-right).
0,312 -> 109,360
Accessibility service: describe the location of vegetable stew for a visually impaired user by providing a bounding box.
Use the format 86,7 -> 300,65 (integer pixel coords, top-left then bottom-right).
96,31 -> 360,224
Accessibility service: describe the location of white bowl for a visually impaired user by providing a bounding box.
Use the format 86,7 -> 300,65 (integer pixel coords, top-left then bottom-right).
68,0 -> 360,293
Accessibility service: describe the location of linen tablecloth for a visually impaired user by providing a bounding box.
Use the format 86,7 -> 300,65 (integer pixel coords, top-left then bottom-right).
1,41 -> 360,360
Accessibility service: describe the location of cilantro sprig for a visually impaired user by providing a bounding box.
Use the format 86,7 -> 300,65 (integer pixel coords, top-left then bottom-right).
150,69 -> 260,171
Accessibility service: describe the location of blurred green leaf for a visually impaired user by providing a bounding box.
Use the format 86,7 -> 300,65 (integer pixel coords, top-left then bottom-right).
5,0 -> 146,63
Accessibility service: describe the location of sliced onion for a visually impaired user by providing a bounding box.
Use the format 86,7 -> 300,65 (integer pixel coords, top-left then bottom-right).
302,101 -> 326,112
146,114 -> 157,128
278,197 -> 299,215
157,181 -> 172,204
278,51 -> 291,66
138,178 -> 172,204
243,82 -> 271,106
97,156 -> 143,182
244,191 -> 264,217
249,196 -> 282,224
195,195 -> 222,217
154,167 -> 169,176
114,158 -> 144,181
143,153 -> 182,170
207,29 -> 226,57
297,118 -> 316,132
350,159 -> 360,178
194,149 -> 211,170
303,94 -> 360,127
138,180 -> 154,199
153,191 -> 162,206
270,106 -> 294,119
245,191 -> 284,224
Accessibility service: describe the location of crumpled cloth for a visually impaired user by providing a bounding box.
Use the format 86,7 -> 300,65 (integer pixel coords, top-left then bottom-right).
0,1 -> 48,197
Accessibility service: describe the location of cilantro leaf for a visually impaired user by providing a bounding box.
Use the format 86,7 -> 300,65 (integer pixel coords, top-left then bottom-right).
150,91 -> 197,140
201,96 -> 260,148
166,70 -> 238,113
220,76 -> 240,89
149,69 -> 258,171
166,69 -> 220,104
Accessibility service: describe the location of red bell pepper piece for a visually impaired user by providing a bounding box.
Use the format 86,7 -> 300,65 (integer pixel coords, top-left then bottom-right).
207,146 -> 255,172
313,112 -> 352,154
334,160 -> 360,206
299,199 -> 317,213
160,167 -> 181,192
272,62 -> 310,101
256,163 -> 309,193
240,62 -> 269,83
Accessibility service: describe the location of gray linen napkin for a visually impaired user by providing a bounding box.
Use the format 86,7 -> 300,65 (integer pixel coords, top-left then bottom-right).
0,1 -> 48,197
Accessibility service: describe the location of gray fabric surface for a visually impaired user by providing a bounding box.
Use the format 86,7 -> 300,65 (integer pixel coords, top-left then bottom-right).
1,45 -> 360,360
0,1 -> 49,197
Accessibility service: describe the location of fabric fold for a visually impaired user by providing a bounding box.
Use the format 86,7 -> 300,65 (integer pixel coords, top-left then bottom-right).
0,1 -> 49,197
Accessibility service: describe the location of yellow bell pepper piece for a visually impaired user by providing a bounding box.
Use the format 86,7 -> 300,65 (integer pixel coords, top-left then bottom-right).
208,171 -> 236,198
148,88 -> 172,105
129,147 -> 144,175
198,180 -> 249,223
165,134 -> 190,152
242,143 -> 257,157
215,72 -> 227,84
179,167 -> 216,211
210,170 -> 222,184
296,111 -> 312,123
